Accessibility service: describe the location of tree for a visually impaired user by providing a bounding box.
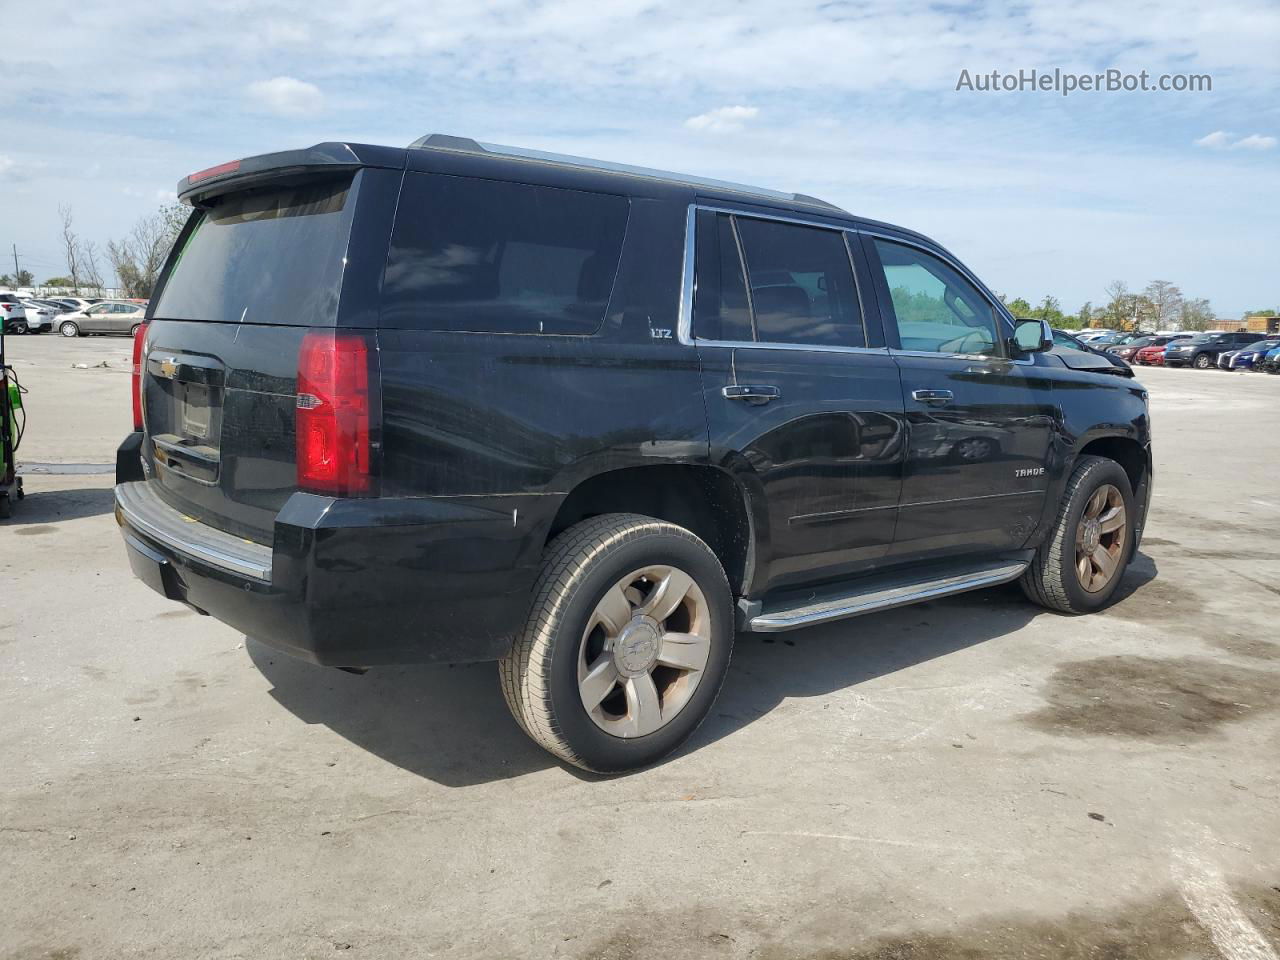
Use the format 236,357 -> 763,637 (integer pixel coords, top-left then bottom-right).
107,202 -> 188,298
60,205 -> 81,293
1034,295 -> 1064,326
44,276 -> 73,287
1077,301 -> 1094,325
1178,297 -> 1215,331
1143,280 -> 1183,329
0,269 -> 34,287
1102,280 -> 1131,326
1244,308 -> 1279,317
1006,297 -> 1034,317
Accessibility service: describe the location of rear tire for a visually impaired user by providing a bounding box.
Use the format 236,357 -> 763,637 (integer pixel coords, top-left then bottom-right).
60,321 -> 80,338
130,324 -> 141,337
500,514 -> 734,773
10,321 -> 27,335
1020,456 -> 1135,614
1193,353 -> 1213,369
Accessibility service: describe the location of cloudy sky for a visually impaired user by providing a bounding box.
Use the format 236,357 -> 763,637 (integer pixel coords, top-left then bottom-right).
2,0 -> 1277,315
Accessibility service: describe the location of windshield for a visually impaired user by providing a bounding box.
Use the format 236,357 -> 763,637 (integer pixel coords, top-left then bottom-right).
154,174 -> 356,326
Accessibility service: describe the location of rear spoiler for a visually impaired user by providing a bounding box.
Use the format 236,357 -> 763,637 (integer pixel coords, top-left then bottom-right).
177,142 -> 406,206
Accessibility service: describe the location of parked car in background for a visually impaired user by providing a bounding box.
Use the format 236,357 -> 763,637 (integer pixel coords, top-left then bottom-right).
1163,331 -> 1260,369
18,299 -> 55,333
1258,345 -> 1280,374
1221,339 -> 1280,370
57,300 -> 148,337
1075,330 -> 1117,343
1087,332 -> 1141,348
0,293 -> 29,333
1134,340 -> 1177,365
52,297 -> 96,312
1050,329 -> 1134,376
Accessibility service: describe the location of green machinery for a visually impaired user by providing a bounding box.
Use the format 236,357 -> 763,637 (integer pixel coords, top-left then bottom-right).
0,324 -> 24,518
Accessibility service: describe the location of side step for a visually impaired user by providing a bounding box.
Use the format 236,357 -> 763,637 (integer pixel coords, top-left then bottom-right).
747,559 -> 1029,633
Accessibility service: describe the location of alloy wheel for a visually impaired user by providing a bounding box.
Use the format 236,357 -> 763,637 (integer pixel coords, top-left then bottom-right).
577,564 -> 711,738
1075,484 -> 1127,593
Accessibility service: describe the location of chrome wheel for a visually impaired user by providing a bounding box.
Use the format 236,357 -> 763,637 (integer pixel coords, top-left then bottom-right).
1075,484 -> 1127,593
578,564 -> 711,738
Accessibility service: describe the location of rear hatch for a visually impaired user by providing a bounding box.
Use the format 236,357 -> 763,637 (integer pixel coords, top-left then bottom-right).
141,154 -> 398,545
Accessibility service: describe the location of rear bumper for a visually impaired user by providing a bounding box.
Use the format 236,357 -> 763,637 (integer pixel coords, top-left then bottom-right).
114,473 -> 542,667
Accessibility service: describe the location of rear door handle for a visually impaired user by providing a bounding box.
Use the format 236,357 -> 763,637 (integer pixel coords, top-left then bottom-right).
911,389 -> 954,405
723,384 -> 781,405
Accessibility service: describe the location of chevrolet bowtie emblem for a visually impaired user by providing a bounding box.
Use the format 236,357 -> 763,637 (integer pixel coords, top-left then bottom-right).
157,357 -> 179,379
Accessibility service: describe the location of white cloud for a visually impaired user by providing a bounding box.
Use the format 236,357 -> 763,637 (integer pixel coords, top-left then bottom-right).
0,155 -> 13,179
245,76 -> 323,116
1195,130 -> 1276,150
1232,133 -> 1276,150
684,105 -> 759,133
1194,130 -> 1231,148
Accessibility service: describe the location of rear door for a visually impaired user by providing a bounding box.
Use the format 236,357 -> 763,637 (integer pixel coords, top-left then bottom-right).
694,207 -> 906,592
862,234 -> 1054,561
138,167 -> 399,543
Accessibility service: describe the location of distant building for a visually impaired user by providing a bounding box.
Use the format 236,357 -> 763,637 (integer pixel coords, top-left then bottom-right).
1244,314 -> 1280,334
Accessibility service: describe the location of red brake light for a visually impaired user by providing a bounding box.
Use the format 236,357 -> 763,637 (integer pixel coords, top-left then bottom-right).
187,159 -> 240,183
131,321 -> 150,431
296,330 -> 375,496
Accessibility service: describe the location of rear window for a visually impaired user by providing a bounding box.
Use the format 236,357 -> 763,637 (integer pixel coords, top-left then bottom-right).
153,175 -> 356,326
381,174 -> 629,335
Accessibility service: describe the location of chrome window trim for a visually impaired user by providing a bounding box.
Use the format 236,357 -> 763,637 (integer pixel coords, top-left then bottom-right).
676,202 -> 885,356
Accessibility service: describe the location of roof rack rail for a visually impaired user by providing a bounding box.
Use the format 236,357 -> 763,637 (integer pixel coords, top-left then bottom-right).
408,133 -> 845,213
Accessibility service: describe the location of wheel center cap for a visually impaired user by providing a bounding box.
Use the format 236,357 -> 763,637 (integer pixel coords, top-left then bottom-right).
1082,518 -> 1101,553
615,618 -> 662,677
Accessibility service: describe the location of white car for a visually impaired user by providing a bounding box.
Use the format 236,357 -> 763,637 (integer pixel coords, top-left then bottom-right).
57,300 -> 148,337
52,297 -> 97,312
0,292 -> 28,333
19,299 -> 55,333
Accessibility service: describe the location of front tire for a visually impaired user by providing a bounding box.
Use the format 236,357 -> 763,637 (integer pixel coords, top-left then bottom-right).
500,514 -> 734,773
1020,456 -> 1135,614
60,321 -> 80,337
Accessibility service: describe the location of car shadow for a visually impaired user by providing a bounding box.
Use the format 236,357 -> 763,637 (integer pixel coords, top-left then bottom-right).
249,552 -> 1159,787
3,483 -> 115,525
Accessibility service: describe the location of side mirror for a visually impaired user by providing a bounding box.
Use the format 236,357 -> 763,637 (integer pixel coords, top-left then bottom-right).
1012,317 -> 1052,354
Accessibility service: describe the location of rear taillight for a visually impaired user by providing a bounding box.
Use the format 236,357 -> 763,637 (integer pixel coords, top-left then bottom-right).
296,330 -> 376,497
131,321 -> 149,431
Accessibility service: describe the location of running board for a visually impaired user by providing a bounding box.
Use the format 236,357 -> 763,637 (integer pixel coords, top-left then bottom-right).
747,559 -> 1029,632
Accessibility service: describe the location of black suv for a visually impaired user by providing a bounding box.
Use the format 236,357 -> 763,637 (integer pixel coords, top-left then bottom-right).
1163,331 -> 1259,369
114,136 -> 1153,772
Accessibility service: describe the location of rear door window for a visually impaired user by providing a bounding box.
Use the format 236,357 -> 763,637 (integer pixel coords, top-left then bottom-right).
734,217 -> 865,348
381,174 -> 629,335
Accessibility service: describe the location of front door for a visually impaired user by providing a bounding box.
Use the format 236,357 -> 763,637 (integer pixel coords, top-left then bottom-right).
862,234 -> 1054,561
692,208 -> 906,593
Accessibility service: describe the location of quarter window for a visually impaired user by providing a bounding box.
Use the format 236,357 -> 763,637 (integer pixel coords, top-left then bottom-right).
692,211 -> 752,342
872,239 -> 1003,357
382,174 -> 629,335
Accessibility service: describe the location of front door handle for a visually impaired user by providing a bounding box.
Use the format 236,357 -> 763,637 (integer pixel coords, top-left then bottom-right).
911,388 -> 954,405
723,384 -> 781,405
